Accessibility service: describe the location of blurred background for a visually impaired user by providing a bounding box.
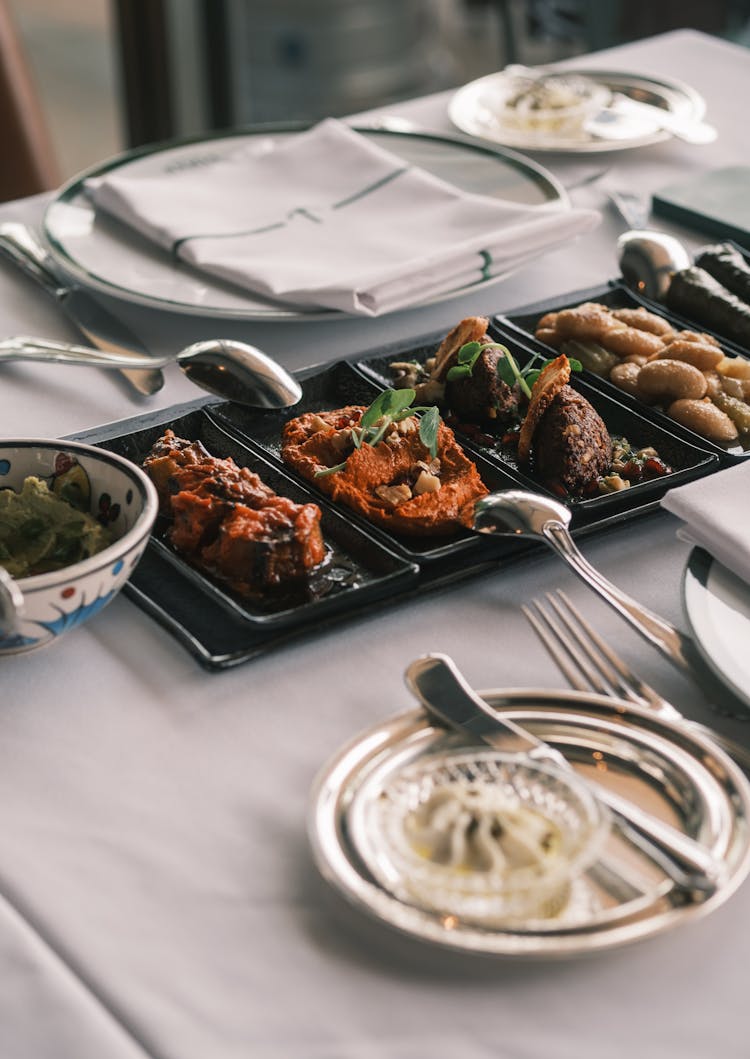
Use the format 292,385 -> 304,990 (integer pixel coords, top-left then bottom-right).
6,0 -> 750,200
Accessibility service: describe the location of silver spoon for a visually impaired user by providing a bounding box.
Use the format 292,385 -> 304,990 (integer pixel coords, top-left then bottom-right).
584,94 -> 717,146
472,489 -> 749,714
616,229 -> 691,301
0,336 -> 302,408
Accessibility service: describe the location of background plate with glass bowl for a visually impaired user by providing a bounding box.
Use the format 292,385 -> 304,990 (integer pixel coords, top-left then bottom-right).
449,67 -> 708,154
0,439 -> 158,654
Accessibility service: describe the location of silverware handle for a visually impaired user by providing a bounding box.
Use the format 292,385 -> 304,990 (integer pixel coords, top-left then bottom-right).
0,567 -> 23,637
587,782 -> 725,894
614,95 -> 717,144
0,335 -> 168,369
0,222 -> 63,296
542,521 -> 693,672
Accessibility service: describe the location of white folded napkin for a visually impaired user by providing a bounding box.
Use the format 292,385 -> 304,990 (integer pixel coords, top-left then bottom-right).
660,462 -> 750,584
85,118 -> 599,316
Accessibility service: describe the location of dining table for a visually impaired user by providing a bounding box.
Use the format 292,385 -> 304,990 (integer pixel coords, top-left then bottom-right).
1,26 -> 750,1059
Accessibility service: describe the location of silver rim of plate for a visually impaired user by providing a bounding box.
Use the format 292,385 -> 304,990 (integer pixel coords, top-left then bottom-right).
41,125 -> 567,322
683,548 -> 750,711
308,689 -> 750,958
448,69 -> 707,153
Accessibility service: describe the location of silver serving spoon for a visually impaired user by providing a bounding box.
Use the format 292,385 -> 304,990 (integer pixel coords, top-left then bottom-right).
0,336 -> 302,408
584,94 -> 717,146
472,489 -> 749,714
616,229 -> 691,301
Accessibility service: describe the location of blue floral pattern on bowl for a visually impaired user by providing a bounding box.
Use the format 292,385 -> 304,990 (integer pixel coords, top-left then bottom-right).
0,440 -> 158,654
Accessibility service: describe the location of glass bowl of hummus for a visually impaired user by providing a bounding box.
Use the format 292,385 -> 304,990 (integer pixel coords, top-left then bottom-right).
349,747 -> 610,926
0,439 -> 158,654
491,71 -> 610,138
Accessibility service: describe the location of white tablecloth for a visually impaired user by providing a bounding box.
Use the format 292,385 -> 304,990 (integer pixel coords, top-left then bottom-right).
2,30 -> 750,1059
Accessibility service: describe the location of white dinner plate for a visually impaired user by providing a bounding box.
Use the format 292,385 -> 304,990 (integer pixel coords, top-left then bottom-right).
683,549 -> 750,710
41,125 -> 566,322
449,69 -> 707,153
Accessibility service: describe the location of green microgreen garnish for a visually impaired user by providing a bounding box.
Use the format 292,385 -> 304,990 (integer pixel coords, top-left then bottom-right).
451,341 -> 582,401
314,389 -> 442,478
445,341 -> 484,381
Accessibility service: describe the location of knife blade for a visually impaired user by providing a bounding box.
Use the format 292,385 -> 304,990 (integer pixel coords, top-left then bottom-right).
405,654 -> 727,895
0,222 -> 164,396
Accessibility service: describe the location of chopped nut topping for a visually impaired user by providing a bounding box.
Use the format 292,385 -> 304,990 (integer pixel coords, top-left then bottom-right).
396,416 -> 418,435
413,470 -> 441,495
375,483 -> 413,506
309,414 -> 330,433
599,474 -> 630,493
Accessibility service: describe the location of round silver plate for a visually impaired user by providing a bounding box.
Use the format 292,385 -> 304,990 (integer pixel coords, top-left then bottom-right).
42,125 -> 566,322
308,689 -> 750,958
448,69 -> 707,153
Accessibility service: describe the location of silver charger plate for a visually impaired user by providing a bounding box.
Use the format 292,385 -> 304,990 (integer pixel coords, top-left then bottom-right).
308,689 -> 750,958
448,69 -> 707,153
683,548 -> 750,710
41,125 -> 566,322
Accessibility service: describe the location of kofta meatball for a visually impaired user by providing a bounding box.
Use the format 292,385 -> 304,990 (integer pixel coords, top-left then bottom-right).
445,347 -> 517,427
533,385 -> 612,494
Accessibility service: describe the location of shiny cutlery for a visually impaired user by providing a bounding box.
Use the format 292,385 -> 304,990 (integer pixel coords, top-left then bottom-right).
405,652 -> 727,896
585,94 -> 717,145
472,490 -> 750,719
0,222 -> 163,396
523,590 -> 750,771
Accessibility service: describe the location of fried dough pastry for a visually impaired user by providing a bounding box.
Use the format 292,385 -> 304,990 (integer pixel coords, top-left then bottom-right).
281,407 -> 489,536
538,302 -> 666,359
432,315 -> 490,381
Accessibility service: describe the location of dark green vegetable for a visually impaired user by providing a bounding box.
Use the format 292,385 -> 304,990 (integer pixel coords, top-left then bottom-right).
665,266 -> 750,349
694,243 -> 750,304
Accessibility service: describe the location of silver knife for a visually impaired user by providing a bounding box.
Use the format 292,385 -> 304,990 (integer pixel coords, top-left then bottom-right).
0,222 -> 164,397
405,653 -> 727,896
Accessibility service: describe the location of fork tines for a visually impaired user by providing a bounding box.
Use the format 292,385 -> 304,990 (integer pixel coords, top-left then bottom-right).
522,590 -> 662,710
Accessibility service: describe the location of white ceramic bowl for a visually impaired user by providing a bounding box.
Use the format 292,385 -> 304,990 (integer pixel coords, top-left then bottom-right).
0,438 -> 158,654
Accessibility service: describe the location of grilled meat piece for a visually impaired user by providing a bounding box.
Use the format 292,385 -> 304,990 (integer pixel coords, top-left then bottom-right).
143,430 -> 275,516
445,346 -> 517,427
533,385 -> 612,494
143,430 -> 325,593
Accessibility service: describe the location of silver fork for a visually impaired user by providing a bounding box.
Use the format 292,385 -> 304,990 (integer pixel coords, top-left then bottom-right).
522,591 -> 750,772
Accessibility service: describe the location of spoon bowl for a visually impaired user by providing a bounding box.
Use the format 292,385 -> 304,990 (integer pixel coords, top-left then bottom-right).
617,229 -> 691,301
173,339 -> 302,407
0,336 -> 303,409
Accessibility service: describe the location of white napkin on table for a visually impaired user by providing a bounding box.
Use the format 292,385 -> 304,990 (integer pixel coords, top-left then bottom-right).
85,118 -> 599,317
660,462 -> 750,584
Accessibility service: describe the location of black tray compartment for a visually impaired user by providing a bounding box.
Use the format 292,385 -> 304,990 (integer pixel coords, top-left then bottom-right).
500,281 -> 750,464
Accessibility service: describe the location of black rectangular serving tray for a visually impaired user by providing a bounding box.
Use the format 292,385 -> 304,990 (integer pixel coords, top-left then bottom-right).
87,406 -> 418,630
355,318 -> 718,531
501,281 -> 750,464
72,396 -> 532,669
70,321 -> 721,671
211,360 -> 527,563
